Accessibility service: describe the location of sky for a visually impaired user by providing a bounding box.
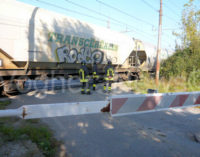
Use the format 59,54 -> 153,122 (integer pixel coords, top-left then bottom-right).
17,0 -> 199,51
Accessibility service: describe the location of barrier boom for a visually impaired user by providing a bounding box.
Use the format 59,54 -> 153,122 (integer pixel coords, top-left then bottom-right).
111,91 -> 200,117
0,101 -> 109,119
0,92 -> 200,119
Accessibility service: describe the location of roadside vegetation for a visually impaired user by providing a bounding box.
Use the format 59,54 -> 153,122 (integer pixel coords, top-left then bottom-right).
0,100 -> 62,157
0,100 -> 11,109
127,72 -> 200,94
128,0 -> 200,93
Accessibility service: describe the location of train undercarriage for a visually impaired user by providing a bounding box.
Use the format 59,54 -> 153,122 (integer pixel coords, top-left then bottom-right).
0,66 -> 142,95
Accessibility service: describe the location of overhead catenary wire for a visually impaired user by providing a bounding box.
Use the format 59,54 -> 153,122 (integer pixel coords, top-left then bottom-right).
80,0 -> 178,48
64,0 -> 177,48
161,27 -> 181,30
31,0 -> 134,31
121,27 -> 174,47
71,1 -> 176,48
30,0 -> 143,36
33,0 -> 142,34
163,14 -> 178,23
140,0 -> 179,23
141,0 -> 159,12
167,0 -> 182,10
162,2 -> 180,17
96,0 -> 156,28
31,0 -> 148,38
30,0 -> 173,48
63,0 -> 156,37
153,0 -> 181,11
33,0 -> 108,24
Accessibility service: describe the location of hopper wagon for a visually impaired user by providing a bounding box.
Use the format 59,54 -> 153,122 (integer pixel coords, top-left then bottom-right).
0,0 -> 169,94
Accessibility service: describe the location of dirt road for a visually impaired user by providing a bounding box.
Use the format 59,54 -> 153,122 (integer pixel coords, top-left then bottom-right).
6,82 -> 200,157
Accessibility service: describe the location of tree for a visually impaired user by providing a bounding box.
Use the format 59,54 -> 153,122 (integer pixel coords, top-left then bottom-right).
181,0 -> 200,53
160,0 -> 200,79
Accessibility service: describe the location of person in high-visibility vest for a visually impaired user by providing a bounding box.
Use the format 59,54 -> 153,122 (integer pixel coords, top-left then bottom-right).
79,60 -> 91,94
92,60 -> 99,90
103,60 -> 114,93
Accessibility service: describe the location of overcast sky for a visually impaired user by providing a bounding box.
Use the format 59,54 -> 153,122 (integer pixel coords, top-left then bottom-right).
18,0 -> 199,51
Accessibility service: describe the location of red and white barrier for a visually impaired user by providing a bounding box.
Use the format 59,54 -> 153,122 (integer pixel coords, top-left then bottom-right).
0,92 -> 200,119
111,91 -> 200,117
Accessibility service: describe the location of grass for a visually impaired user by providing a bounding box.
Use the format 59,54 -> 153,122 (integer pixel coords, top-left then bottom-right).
0,99 -> 60,156
0,118 -> 60,157
126,73 -> 200,94
0,100 -> 11,109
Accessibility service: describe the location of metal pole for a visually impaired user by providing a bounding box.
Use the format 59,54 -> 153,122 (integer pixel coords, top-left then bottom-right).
0,108 -> 22,118
155,0 -> 163,87
136,41 -> 138,68
107,19 -> 110,29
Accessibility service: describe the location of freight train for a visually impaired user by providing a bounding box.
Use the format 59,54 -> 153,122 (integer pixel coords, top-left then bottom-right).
0,0 -> 170,94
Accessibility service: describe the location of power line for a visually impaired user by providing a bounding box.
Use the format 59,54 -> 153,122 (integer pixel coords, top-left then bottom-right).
167,0 -> 182,10
163,2 -> 180,17
141,0 -> 178,23
121,27 -> 174,47
30,0 -> 173,48
152,0 -> 181,11
162,27 -> 181,30
33,0 -> 110,24
96,0 -> 156,28
141,0 -> 158,12
65,0 -> 176,46
64,0 -> 107,22
32,0 -> 132,31
64,0 -> 155,36
163,14 -> 178,23
32,0 -> 141,34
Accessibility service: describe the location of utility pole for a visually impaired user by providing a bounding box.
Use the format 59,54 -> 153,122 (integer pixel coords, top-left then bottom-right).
155,0 -> 162,87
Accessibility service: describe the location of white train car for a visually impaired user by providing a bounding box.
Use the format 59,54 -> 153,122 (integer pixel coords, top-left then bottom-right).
0,0 -> 168,93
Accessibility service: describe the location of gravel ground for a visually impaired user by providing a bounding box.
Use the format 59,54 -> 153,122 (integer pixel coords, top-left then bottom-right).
4,82 -> 200,157
0,140 -> 44,157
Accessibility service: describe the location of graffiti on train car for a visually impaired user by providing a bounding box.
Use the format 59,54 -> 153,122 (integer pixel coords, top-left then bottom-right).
55,46 -> 104,63
48,32 -> 118,52
48,32 -> 118,63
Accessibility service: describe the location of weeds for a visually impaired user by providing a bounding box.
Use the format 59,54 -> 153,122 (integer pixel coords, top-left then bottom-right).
0,99 -> 60,156
0,118 -> 59,157
128,73 -> 200,94
0,100 -> 11,109
129,41 -> 200,94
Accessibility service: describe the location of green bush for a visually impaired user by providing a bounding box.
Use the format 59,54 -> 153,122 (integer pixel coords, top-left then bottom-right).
160,48 -> 200,82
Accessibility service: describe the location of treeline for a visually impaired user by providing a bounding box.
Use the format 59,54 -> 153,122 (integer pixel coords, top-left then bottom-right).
160,0 -> 200,85
160,48 -> 200,79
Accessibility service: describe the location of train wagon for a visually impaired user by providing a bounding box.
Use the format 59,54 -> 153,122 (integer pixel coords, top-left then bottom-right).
0,0 -> 169,94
